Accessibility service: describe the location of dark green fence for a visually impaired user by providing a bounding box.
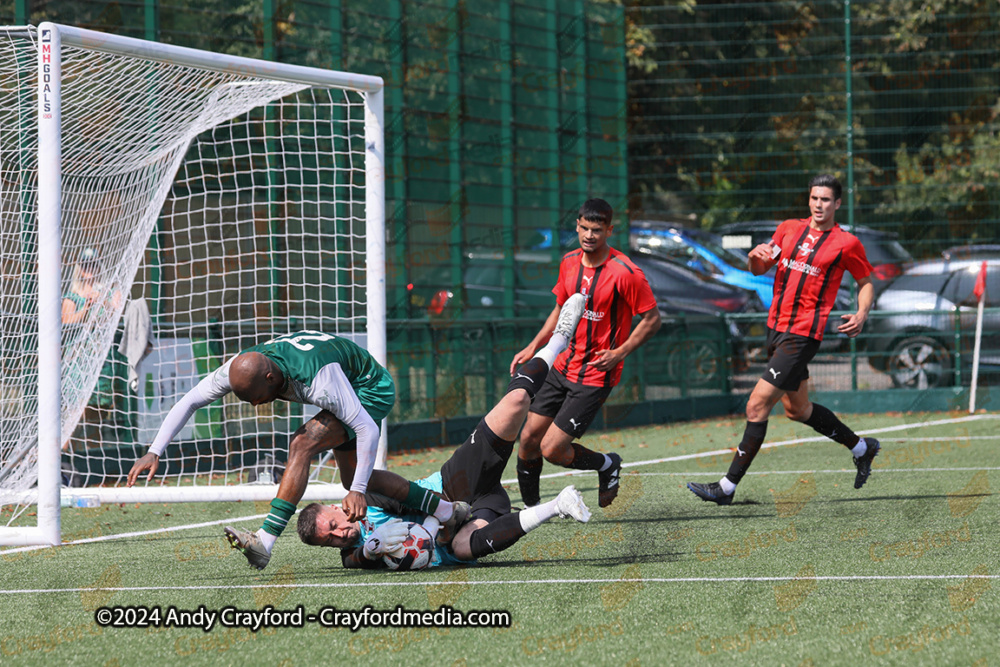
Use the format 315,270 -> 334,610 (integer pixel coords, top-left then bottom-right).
627,1 -> 999,258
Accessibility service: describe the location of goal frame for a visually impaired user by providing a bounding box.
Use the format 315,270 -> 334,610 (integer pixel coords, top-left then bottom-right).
0,22 -> 385,546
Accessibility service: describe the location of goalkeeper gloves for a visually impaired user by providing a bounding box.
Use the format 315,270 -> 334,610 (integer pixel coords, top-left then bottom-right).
362,518 -> 410,559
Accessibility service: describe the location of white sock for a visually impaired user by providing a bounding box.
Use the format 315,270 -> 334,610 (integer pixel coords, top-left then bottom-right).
534,332 -> 569,367
719,477 -> 737,495
851,438 -> 868,458
433,500 -> 454,523
518,497 -> 560,533
256,529 -> 277,553
598,454 -> 613,472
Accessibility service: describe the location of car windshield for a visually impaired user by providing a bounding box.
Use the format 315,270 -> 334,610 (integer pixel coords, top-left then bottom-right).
686,230 -> 749,270
885,273 -> 949,294
635,255 -> 721,286
856,232 -> 913,264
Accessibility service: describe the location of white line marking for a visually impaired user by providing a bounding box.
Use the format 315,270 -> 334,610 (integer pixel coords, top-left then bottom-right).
1,575 -> 998,596
3,413 -> 996,557
0,514 -> 267,556
883,436 -> 1000,442
641,467 -> 1000,476
513,413 -> 1000,482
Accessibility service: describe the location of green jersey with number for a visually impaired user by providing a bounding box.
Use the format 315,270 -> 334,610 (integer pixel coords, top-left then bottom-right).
247,331 -> 392,409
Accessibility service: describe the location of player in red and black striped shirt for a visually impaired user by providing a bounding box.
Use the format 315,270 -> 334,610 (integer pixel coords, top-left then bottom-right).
510,199 -> 660,509
688,175 -> 882,505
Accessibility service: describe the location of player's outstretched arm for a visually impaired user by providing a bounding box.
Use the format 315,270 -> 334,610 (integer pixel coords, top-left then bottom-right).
510,303 -> 561,375
126,370 -> 223,485
126,453 -> 159,486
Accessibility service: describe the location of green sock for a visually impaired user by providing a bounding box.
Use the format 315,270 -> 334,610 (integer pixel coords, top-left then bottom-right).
261,498 -> 297,537
405,482 -> 441,516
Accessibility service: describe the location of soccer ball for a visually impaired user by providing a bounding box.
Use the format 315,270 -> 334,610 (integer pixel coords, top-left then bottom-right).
382,522 -> 434,571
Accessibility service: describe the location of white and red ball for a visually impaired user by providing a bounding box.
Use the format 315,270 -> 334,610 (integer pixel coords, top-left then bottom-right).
382,522 -> 434,571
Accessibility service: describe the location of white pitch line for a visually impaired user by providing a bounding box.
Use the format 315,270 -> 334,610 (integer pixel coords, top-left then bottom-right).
883,436 -> 999,442
0,513 -> 268,556
3,413 -> 996,557
1,574 -> 998,596
513,413 -> 1000,483
641,467 -> 1000,476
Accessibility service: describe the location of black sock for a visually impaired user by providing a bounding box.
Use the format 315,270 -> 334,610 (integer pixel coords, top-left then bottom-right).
804,403 -> 860,449
725,420 -> 768,485
567,442 -> 606,471
507,357 -> 549,398
467,513 -> 527,558
516,457 -> 543,507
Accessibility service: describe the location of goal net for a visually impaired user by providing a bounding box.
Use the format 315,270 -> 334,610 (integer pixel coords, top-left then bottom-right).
0,23 -> 385,545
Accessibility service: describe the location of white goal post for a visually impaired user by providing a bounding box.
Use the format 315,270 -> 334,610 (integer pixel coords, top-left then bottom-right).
0,23 -> 385,546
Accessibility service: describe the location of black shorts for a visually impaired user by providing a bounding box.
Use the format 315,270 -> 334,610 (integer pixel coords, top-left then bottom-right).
440,419 -> 512,519
763,328 -> 821,391
529,367 -> 613,438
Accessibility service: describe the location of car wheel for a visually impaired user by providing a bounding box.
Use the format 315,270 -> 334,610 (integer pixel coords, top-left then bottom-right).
887,335 -> 952,389
666,339 -> 722,387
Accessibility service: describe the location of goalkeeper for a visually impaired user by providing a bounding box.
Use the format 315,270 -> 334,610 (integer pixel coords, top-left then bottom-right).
296,295 -> 592,569
126,330 -> 468,570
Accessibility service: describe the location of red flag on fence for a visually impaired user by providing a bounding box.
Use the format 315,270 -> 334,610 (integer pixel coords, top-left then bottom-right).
973,261 -> 987,301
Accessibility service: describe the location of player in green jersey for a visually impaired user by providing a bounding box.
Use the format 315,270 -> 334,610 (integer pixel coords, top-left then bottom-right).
127,331 -> 468,570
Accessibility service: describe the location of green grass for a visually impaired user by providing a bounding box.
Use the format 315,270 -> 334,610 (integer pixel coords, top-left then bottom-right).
2,411 -> 998,666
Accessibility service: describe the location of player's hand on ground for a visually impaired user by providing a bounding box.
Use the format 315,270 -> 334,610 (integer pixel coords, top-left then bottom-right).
342,490 -> 368,522
509,345 -> 536,376
588,348 -> 624,371
362,518 -> 409,558
126,453 -> 159,486
837,312 -> 867,338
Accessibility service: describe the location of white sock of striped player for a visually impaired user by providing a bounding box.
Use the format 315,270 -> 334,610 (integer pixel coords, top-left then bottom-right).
518,496 -> 560,533
533,332 -> 569,368
851,438 -> 868,457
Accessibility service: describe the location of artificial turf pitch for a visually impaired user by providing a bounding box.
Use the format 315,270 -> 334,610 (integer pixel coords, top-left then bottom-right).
1,410 -> 997,665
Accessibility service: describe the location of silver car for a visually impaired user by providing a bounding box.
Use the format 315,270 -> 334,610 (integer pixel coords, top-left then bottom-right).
866,258 -> 1000,388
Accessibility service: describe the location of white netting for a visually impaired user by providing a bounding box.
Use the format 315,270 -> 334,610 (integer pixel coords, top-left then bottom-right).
2,27 -> 370,512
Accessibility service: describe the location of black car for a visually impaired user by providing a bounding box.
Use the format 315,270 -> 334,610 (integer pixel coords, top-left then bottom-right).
866,258 -> 1000,388
406,249 -> 557,319
632,252 -> 766,386
631,251 -> 764,315
715,220 -> 913,285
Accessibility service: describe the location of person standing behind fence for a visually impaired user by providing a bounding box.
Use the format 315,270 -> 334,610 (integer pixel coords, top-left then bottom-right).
687,174 -> 880,506
510,198 -> 660,509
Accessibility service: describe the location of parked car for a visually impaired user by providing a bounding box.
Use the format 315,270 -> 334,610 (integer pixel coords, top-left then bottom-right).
941,244 -> 1000,261
630,222 -> 775,306
407,249 -> 557,319
631,251 -> 764,316
865,258 -> 1000,388
715,220 -> 913,287
632,252 -> 765,381
632,246 -> 853,352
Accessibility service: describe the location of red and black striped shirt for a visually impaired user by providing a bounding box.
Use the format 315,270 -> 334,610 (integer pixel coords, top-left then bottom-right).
768,218 -> 872,340
553,247 -> 658,387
